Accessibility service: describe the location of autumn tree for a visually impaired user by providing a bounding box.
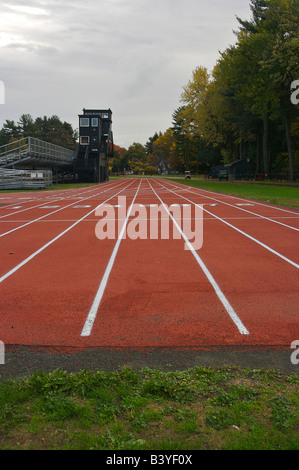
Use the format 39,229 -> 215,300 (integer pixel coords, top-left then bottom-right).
179,0 -> 299,179
145,132 -> 162,155
171,107 -> 195,171
151,129 -> 178,174
110,145 -> 127,174
232,0 -> 299,178
258,0 -> 299,179
125,142 -> 147,173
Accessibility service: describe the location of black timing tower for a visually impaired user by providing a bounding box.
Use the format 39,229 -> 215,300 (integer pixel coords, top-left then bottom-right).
74,108 -> 113,183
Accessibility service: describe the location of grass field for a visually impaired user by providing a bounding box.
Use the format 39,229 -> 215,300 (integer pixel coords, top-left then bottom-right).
166,178 -> 299,209
0,366 -> 298,450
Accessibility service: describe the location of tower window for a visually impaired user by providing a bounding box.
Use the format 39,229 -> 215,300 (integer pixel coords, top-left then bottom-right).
80,136 -> 89,145
80,118 -> 89,127
91,118 -> 99,127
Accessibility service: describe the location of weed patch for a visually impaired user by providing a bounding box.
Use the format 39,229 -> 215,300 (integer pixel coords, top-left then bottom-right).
0,366 -> 298,450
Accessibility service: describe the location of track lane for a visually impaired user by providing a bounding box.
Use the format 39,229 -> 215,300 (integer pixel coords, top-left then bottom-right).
0,179 -> 123,228
170,180 -> 299,216
0,185 -> 126,237
0,178 -> 298,352
166,180 -> 299,232
0,179 -> 140,346
0,180 -> 135,278
155,179 -> 299,268
148,179 -> 299,346
80,179 -> 252,347
81,179 -> 142,337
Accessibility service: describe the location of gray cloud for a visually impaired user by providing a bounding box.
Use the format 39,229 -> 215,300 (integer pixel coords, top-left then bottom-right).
0,0 -> 252,148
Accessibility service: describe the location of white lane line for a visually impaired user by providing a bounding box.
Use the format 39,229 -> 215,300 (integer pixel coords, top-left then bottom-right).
0,197 -> 36,210
0,181 -> 116,219
165,180 -> 299,232
148,180 -> 249,336
0,198 -> 64,219
81,180 -> 142,337
157,180 -> 299,270
3,215 -> 298,223
0,180 -> 135,284
0,180 -> 126,238
175,181 -> 299,215
236,203 -> 254,206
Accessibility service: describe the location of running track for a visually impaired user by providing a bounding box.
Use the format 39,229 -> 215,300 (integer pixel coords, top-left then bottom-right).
0,178 -> 298,353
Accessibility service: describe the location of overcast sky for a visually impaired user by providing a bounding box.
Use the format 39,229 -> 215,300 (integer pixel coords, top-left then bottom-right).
0,0 -> 252,149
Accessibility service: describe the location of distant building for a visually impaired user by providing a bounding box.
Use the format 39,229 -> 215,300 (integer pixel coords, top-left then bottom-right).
210,159 -> 254,180
225,159 -> 254,180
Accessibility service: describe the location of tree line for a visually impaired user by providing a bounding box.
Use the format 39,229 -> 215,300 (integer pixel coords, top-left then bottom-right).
1,1 -> 298,180
113,0 -> 299,181
0,114 -> 78,150
176,0 -> 299,181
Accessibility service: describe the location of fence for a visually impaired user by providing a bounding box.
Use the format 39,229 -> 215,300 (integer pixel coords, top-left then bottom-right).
0,169 -> 53,190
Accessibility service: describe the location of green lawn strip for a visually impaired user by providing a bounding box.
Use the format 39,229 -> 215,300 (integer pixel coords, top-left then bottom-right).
2,177 -> 298,208
0,366 -> 298,450
166,179 -> 299,209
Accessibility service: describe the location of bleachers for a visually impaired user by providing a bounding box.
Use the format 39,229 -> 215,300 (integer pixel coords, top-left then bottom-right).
0,137 -> 75,168
0,168 -> 53,190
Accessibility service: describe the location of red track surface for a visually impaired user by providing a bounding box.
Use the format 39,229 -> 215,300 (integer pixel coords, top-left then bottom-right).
0,178 -> 298,351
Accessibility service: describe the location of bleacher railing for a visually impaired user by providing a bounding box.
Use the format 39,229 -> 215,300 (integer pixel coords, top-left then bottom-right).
0,137 -> 75,167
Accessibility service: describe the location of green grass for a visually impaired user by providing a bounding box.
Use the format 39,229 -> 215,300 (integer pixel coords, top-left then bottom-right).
1,177 -> 298,209
167,178 -> 299,208
0,366 -> 298,450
